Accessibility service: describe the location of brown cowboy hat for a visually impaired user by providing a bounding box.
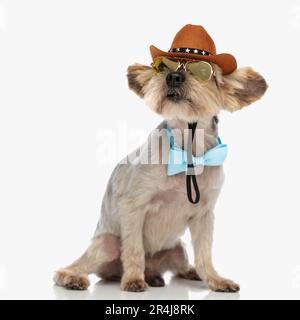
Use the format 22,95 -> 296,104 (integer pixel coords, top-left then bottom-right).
150,24 -> 237,75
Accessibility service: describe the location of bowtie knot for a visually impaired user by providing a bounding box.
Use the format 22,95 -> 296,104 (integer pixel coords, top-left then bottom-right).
166,127 -> 228,176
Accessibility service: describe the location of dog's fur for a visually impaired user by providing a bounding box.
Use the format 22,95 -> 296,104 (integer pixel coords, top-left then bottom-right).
54,62 -> 267,292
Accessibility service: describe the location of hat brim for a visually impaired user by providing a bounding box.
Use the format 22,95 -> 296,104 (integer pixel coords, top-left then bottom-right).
150,45 -> 237,75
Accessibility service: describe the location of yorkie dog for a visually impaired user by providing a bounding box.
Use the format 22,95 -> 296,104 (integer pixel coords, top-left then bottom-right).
54,25 -> 267,292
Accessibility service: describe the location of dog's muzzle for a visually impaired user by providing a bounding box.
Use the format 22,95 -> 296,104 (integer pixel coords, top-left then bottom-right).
166,88 -> 183,102
166,71 -> 185,88
166,71 -> 185,101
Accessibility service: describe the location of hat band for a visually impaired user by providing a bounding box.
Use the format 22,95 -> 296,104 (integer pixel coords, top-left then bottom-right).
169,48 -> 212,56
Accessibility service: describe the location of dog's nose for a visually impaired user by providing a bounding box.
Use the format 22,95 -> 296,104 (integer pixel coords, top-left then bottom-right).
166,72 -> 185,88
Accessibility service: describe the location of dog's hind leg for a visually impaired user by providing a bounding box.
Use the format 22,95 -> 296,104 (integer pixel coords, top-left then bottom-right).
144,252 -> 166,287
160,243 -> 201,281
97,258 -> 122,281
144,243 -> 201,287
54,234 -> 120,290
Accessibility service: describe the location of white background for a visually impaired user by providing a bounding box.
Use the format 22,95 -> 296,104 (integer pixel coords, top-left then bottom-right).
0,0 -> 300,300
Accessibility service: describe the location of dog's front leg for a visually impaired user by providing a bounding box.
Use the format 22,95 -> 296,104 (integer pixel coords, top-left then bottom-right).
120,208 -> 148,292
189,211 -> 240,292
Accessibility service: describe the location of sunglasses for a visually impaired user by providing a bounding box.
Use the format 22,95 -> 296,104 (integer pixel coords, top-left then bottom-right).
152,57 -> 215,82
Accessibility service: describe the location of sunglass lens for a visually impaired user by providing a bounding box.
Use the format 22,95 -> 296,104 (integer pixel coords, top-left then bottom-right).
161,57 -> 179,71
152,57 -> 179,73
187,61 -> 213,81
152,58 -> 163,73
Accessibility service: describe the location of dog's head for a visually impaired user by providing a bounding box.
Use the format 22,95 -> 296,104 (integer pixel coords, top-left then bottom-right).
127,59 -> 268,122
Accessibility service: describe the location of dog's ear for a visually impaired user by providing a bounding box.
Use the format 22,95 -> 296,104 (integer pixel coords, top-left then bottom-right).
127,64 -> 152,98
219,67 -> 268,112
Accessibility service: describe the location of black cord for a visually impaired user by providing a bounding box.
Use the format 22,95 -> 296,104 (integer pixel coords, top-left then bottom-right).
186,122 -> 200,204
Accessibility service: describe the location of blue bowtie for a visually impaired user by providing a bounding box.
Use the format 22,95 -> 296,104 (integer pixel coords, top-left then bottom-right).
166,127 -> 228,176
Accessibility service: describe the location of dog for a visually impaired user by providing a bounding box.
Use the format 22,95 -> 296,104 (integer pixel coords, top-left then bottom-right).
54,25 -> 267,292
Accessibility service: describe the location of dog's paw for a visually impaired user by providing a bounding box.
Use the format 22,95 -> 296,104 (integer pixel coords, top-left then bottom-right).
121,279 -> 148,292
206,277 -> 240,292
177,268 -> 202,281
54,270 -> 90,291
145,274 -> 165,287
